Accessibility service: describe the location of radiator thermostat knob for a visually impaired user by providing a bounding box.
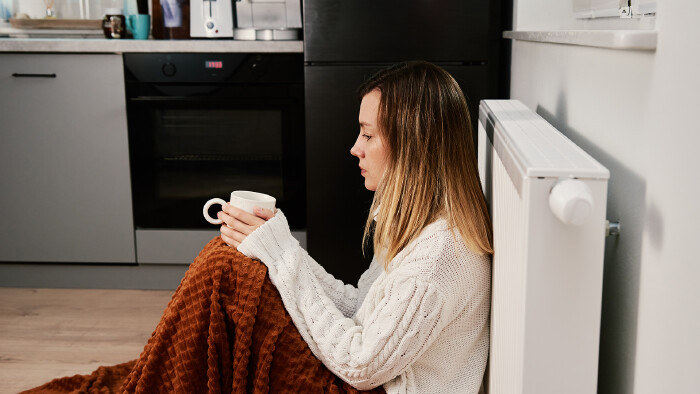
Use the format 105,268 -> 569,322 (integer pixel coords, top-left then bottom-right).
549,178 -> 594,226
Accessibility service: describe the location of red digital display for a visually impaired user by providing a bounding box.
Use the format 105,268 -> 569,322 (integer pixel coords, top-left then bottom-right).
205,61 -> 223,69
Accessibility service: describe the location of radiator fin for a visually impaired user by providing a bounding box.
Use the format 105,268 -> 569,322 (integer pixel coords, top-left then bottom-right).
488,145 -> 527,393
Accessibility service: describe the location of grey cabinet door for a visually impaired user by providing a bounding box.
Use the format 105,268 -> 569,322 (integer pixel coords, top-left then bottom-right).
0,54 -> 135,263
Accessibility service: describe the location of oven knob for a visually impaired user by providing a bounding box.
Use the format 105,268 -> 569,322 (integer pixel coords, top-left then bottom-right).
162,62 -> 176,77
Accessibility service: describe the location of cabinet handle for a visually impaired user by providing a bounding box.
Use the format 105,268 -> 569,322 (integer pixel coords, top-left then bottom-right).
12,73 -> 57,78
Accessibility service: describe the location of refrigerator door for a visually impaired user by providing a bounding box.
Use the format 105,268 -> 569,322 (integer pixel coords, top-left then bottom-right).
303,0 -> 496,63
305,64 -> 491,284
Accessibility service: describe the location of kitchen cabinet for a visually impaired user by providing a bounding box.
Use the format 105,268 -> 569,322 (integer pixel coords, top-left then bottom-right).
0,53 -> 136,263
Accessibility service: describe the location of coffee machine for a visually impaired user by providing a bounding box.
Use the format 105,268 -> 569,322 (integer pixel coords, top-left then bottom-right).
190,0 -> 234,38
233,0 -> 302,40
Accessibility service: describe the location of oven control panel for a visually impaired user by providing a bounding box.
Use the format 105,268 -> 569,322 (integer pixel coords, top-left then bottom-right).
124,53 -> 303,84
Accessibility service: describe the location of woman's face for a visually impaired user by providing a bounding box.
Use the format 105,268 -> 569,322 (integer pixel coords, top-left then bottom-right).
350,89 -> 389,191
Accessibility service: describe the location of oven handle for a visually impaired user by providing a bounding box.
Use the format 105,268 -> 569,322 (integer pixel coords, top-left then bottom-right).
127,96 -> 298,107
126,96 -> 272,103
129,96 -> 212,102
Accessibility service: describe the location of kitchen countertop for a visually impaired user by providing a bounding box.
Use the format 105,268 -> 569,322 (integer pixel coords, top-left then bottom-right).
0,38 -> 303,53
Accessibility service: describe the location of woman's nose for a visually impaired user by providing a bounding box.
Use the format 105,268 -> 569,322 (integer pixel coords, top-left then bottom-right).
350,140 -> 362,158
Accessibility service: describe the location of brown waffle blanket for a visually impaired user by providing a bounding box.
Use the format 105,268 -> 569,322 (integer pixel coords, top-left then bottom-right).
22,237 -> 385,394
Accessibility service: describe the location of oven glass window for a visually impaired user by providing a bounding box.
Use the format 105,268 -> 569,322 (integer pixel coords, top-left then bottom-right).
155,108 -> 284,202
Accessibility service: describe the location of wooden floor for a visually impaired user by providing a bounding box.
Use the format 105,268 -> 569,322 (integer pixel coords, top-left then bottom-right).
0,288 -> 173,393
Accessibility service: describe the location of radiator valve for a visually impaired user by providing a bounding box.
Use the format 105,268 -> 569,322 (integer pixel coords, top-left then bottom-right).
549,178 -> 594,226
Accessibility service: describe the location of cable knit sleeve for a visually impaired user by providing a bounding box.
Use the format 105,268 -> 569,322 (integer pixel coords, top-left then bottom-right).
238,210 -> 453,390
304,248 -> 362,318
238,210 -> 361,317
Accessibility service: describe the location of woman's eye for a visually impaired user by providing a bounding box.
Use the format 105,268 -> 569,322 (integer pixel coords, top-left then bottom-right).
362,134 -> 372,140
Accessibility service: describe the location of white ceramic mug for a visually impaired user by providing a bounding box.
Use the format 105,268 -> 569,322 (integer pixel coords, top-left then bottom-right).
203,190 -> 276,225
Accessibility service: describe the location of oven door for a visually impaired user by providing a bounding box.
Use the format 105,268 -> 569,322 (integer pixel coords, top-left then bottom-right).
126,93 -> 305,230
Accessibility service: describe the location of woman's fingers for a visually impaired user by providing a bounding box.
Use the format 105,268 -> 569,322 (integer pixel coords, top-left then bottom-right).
221,204 -> 266,227
221,225 -> 245,243
220,231 -> 240,248
253,206 -> 276,220
219,219 -> 248,246
217,211 -> 253,236
218,203 -> 275,248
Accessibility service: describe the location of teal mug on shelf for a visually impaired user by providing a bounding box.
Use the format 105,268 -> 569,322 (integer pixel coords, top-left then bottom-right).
126,14 -> 151,40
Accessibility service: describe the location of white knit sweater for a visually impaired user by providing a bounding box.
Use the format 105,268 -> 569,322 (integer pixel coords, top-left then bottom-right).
238,210 -> 491,394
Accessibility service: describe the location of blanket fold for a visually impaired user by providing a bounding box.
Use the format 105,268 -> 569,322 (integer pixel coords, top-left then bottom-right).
22,237 -> 385,394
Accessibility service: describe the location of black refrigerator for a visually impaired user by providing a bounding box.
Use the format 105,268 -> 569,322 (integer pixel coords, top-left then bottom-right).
303,0 -> 511,284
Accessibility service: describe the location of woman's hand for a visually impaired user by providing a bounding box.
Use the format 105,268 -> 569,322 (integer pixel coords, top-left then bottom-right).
218,204 -> 276,248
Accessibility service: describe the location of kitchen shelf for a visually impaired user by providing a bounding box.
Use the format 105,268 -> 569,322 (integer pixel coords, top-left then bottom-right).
503,30 -> 657,51
0,37 -> 303,53
9,18 -> 102,30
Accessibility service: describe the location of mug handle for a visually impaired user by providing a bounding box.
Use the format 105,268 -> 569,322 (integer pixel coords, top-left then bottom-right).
203,198 -> 227,224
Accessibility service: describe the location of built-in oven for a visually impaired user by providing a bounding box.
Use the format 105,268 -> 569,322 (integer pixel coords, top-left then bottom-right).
124,53 -> 305,264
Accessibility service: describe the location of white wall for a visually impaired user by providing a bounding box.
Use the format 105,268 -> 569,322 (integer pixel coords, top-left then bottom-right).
634,1 -> 700,392
509,0 -> 700,393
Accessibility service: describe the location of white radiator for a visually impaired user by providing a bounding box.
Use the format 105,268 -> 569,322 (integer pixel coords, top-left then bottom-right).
478,100 -> 609,394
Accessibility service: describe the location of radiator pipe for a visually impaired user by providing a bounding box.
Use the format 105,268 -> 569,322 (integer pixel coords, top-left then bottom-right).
606,220 -> 621,236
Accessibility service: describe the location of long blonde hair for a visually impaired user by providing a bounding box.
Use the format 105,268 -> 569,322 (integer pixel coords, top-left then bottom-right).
358,61 -> 493,266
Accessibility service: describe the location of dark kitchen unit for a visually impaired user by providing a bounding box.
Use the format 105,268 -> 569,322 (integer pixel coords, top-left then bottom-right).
124,53 -> 306,264
304,0 -> 512,284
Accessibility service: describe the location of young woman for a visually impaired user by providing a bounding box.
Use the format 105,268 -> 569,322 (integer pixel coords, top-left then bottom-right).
217,60 -> 493,394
